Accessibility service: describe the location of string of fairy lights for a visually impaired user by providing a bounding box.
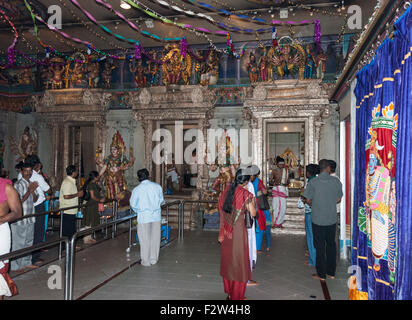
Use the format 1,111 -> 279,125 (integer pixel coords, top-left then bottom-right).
2,0 -> 357,68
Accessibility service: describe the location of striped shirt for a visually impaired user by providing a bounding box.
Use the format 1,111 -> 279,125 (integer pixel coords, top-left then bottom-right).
14,178 -> 37,225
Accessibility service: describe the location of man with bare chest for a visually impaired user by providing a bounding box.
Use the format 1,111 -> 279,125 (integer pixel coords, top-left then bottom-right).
0,170 -> 22,299
271,156 -> 289,228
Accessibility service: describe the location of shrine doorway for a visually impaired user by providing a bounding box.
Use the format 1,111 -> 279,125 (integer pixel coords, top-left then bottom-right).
265,120 -> 307,197
67,123 -> 96,185
154,121 -> 200,196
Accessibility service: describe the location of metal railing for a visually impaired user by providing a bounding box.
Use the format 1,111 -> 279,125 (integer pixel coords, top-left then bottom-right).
0,237 -> 71,300
2,199 -> 220,300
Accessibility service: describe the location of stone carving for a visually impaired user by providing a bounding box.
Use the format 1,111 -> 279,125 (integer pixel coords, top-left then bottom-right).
139,88 -> 152,105
253,86 -> 267,101
41,91 -> 56,107
191,87 -> 204,104
306,80 -> 323,99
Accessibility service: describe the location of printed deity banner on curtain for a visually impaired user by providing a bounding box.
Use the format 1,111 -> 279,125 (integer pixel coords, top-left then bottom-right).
351,6 -> 412,300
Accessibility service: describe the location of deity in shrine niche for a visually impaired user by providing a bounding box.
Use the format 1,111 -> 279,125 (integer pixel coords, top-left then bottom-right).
146,51 -> 160,86
96,131 -> 135,200
129,59 -> 147,88
268,39 -> 305,79
49,60 -> 65,90
87,60 -> 100,88
315,47 -> 327,80
161,44 -> 192,85
18,68 -> 33,85
304,44 -> 316,79
71,61 -> 86,87
102,61 -> 116,89
9,126 -> 38,162
247,52 -> 258,83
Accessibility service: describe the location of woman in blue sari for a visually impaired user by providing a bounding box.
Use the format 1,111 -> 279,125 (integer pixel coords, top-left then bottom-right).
248,165 -> 272,253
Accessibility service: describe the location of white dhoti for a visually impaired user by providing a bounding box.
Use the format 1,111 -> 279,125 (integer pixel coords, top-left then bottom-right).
248,221 -> 257,271
272,186 -> 288,226
0,222 -> 12,297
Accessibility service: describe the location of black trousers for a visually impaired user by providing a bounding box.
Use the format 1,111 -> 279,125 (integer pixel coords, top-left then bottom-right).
32,202 -> 46,263
62,214 -> 77,239
312,223 -> 337,279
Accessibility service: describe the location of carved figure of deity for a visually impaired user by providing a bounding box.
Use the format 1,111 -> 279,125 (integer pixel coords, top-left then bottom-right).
129,59 -> 147,88
161,44 -> 192,86
258,54 -> 269,82
200,51 -> 219,86
87,61 -> 100,88
268,40 -> 305,80
247,52 -> 258,83
50,64 -> 65,90
96,131 -> 135,200
102,62 -> 116,89
304,44 -> 316,79
315,48 -> 327,80
280,148 -> 298,169
18,68 -> 33,86
9,126 -> 38,162
70,61 -> 86,87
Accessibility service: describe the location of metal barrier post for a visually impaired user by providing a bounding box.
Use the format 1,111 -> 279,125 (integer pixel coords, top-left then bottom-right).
68,236 -> 76,300
181,201 -> 185,241
64,239 -> 70,300
166,204 -> 169,243
59,210 -> 64,260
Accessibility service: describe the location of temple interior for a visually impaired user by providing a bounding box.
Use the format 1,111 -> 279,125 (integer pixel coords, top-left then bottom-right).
0,0 -> 411,302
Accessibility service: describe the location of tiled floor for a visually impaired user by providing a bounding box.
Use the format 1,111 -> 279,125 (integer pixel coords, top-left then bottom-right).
7,228 -> 350,300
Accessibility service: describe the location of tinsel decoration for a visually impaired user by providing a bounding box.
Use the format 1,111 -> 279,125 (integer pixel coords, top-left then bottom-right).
314,20 -> 322,51
134,43 -> 141,59
180,37 -> 188,58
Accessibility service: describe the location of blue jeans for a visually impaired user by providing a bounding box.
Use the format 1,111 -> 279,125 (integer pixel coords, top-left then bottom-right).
256,225 -> 271,250
305,213 -> 316,266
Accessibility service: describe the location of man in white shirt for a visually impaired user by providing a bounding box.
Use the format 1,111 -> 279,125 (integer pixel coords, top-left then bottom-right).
23,155 -> 51,266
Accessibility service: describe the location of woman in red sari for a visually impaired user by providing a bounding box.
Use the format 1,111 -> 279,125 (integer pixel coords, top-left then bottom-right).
218,169 -> 256,300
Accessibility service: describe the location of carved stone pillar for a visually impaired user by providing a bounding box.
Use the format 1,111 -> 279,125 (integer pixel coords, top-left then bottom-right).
314,120 -> 324,163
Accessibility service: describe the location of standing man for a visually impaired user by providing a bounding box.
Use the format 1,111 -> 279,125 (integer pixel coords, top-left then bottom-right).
271,156 -> 289,228
11,162 -> 39,273
302,159 -> 343,281
59,165 -> 83,239
130,169 -> 164,267
0,174 -> 22,299
25,155 -> 52,266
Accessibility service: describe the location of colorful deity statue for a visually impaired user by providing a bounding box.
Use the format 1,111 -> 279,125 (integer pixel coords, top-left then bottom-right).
362,103 -> 398,276
96,131 -> 135,200
70,61 -> 86,87
247,52 -> 258,83
18,68 -> 33,86
129,59 -> 147,88
268,38 -> 305,80
200,51 -> 219,86
161,44 -> 192,85
146,52 -> 160,86
102,62 -> 116,89
50,64 -> 65,90
9,126 -> 38,162
304,44 -> 316,79
87,60 -> 100,88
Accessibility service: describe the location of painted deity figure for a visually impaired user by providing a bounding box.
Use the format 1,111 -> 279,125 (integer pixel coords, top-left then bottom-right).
129,59 -> 147,88
50,64 -> 65,89
18,68 -> 33,86
9,126 -> 38,162
71,61 -> 86,87
102,62 -> 116,89
304,44 -> 316,79
96,131 -> 135,200
247,53 -> 258,83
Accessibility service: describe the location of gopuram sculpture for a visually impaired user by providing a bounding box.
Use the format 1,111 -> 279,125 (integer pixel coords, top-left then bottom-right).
161,44 -> 192,85
96,131 -> 135,200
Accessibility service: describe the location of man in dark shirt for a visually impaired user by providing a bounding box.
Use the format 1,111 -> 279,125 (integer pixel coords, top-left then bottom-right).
302,159 -> 343,281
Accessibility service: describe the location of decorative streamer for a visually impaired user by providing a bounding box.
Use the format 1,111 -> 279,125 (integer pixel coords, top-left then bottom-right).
272,26 -> 278,48
180,38 -> 188,58
134,43 -> 141,59
0,9 -> 19,65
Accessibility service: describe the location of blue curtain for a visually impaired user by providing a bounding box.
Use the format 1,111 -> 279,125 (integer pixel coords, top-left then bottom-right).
393,7 -> 412,300
352,7 -> 412,300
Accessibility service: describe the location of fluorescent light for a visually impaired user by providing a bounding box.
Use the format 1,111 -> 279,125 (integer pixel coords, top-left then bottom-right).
120,0 -> 131,9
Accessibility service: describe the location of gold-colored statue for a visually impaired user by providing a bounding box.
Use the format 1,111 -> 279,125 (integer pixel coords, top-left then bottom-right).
96,131 -> 135,200
161,44 -> 192,85
247,52 -> 258,83
280,148 -> 298,169
71,61 -> 85,87
18,68 -> 33,86
87,59 -> 100,88
267,38 -> 305,80
129,59 -> 147,88
200,51 -> 219,86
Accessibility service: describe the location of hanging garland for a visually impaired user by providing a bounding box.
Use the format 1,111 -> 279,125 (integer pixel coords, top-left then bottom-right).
0,9 -> 19,66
